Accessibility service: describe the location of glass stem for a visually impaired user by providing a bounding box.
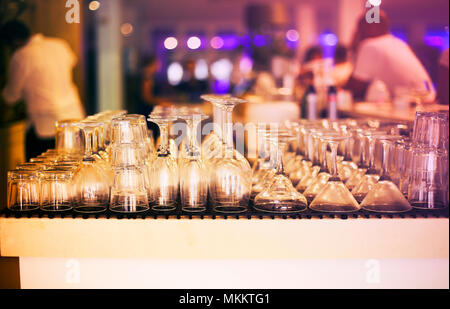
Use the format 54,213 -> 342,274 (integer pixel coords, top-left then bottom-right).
158,122 -> 170,156
189,117 -> 202,157
380,141 -> 392,181
329,141 -> 340,181
224,106 -> 234,159
367,137 -> 377,174
359,136 -> 367,168
83,127 -> 93,158
320,139 -> 329,173
213,105 -> 222,142
275,142 -> 285,175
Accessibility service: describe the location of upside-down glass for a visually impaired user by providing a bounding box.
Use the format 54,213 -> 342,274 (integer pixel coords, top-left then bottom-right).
40,168 -> 74,212
72,122 -> 110,213
7,170 -> 40,212
309,134 -> 360,213
209,97 -> 252,213
254,132 -> 308,213
148,112 -> 179,212
408,148 -> 448,209
360,138 -> 412,213
179,111 -> 209,212
110,165 -> 149,213
55,119 -> 85,158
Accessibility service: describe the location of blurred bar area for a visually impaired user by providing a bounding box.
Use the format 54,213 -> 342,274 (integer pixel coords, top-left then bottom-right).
0,0 -> 448,289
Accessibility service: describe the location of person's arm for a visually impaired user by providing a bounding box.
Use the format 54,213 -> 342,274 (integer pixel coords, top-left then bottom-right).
343,76 -> 370,101
2,54 -> 27,105
343,42 -> 377,101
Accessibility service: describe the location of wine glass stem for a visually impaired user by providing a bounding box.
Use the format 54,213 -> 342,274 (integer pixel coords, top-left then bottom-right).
213,105 -> 222,142
320,139 -> 328,172
368,137 -> 376,171
380,141 -> 391,180
224,106 -> 234,158
329,141 -> 339,180
83,128 -> 94,158
187,118 -> 201,157
158,122 -> 169,156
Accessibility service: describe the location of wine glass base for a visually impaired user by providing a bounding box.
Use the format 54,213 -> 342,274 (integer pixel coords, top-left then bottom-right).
213,206 -> 248,214
253,202 -> 307,214
362,205 -> 412,213
309,204 -> 360,213
74,205 -> 108,214
8,204 -> 40,212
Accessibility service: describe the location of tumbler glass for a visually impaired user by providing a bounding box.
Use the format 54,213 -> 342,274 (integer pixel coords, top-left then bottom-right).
7,170 -> 40,212
40,168 -> 74,212
110,166 -> 149,213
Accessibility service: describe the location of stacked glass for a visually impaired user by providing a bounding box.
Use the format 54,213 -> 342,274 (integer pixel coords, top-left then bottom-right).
407,111 -> 449,209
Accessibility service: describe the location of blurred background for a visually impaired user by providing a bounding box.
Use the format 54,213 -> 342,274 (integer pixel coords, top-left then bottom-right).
0,0 -> 449,207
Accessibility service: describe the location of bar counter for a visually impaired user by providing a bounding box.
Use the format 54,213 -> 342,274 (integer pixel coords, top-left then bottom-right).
0,212 -> 448,288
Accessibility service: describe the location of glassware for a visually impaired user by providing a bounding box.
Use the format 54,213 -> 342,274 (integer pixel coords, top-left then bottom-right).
55,119 -> 85,158
40,168 -> 74,212
254,132 -> 308,213
72,122 -> 110,213
110,166 -> 149,213
179,111 -> 209,212
408,148 -> 448,210
351,131 -> 385,203
209,96 -> 252,213
412,111 -> 449,151
345,130 -> 368,191
309,134 -> 360,213
148,112 -> 179,212
303,130 -> 333,204
296,127 -> 321,193
360,138 -> 412,213
7,170 -> 40,212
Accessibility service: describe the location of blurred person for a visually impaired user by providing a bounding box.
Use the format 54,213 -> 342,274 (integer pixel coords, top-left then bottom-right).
138,55 -> 167,140
344,11 -> 435,103
437,48 -> 449,105
0,20 -> 85,160
176,59 -> 209,103
296,46 -> 324,89
331,45 -> 353,88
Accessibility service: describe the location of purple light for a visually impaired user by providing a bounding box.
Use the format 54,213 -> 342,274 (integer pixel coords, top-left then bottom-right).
222,35 -> 240,49
286,29 -> 299,42
214,80 -> 230,94
319,33 -> 338,46
253,35 -> 267,47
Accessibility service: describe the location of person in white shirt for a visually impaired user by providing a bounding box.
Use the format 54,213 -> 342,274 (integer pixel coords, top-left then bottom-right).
344,11 -> 435,104
1,21 -> 85,159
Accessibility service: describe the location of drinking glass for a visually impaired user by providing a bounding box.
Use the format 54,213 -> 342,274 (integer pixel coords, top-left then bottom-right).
179,111 -> 209,212
40,168 -> 74,212
408,148 -> 448,209
72,122 -> 111,213
209,96 -> 252,213
345,129 -> 369,191
360,138 -> 412,213
351,131 -> 385,203
412,111 -> 449,151
303,130 -> 334,204
309,134 -> 360,213
55,119 -> 85,158
148,112 -> 179,212
7,170 -> 40,212
110,166 -> 149,213
254,132 -> 308,213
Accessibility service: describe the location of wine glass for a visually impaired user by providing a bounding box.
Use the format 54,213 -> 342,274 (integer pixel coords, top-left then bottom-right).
309,134 -> 360,213
351,130 -> 385,203
208,96 -> 252,214
178,110 -> 209,213
72,122 -> 111,213
254,131 -> 308,213
148,111 -> 179,212
360,137 -> 412,213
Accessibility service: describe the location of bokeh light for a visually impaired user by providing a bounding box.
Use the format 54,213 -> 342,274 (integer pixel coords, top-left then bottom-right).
286,29 -> 299,42
120,23 -> 133,36
164,37 -> 178,50
89,1 -> 100,11
210,36 -> 225,49
167,62 -> 183,86
187,36 -> 202,50
195,59 -> 209,80
211,58 -> 233,81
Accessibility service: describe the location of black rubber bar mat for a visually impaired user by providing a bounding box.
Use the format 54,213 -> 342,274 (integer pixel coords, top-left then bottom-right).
1,204 -> 448,220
